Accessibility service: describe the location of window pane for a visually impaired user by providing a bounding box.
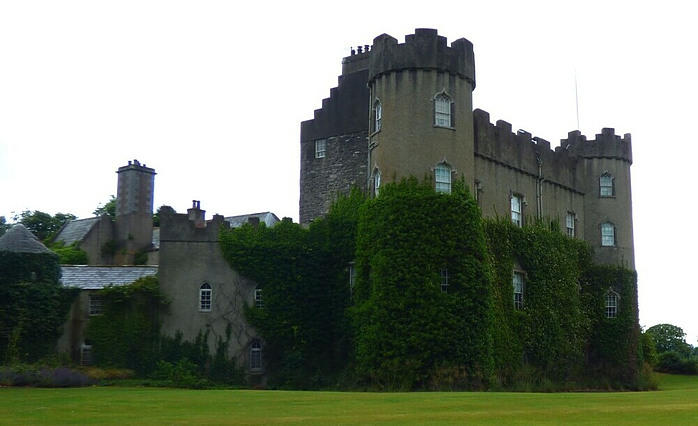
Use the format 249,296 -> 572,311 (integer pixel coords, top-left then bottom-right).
435,95 -> 451,127
435,165 -> 451,194
511,195 -> 522,227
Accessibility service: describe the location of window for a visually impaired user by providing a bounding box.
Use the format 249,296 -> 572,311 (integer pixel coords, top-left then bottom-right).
605,291 -> 619,318
601,222 -> 616,246
199,283 -> 212,312
80,342 -> 93,366
374,169 -> 381,197
250,340 -> 262,371
440,268 -> 449,293
315,139 -> 326,158
349,262 -> 356,297
89,294 -> 104,316
373,100 -> 382,132
566,212 -> 576,237
511,194 -> 523,227
254,286 -> 263,308
513,272 -> 524,310
434,93 -> 452,127
435,164 -> 451,194
600,173 -> 614,197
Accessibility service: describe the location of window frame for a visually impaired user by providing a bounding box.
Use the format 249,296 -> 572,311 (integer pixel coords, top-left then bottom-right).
599,173 -> 614,197
566,212 -> 576,237
600,222 -> 616,247
435,163 -> 452,194
605,290 -> 619,318
433,92 -> 453,128
440,268 -> 449,293
314,139 -> 326,159
250,340 -> 263,372
254,286 -> 263,309
199,283 -> 212,312
513,271 -> 525,310
88,294 -> 104,316
511,194 -> 523,227
373,169 -> 381,197
373,99 -> 382,133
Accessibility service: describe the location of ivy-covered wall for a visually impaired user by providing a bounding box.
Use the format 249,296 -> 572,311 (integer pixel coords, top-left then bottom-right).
218,179 -> 643,390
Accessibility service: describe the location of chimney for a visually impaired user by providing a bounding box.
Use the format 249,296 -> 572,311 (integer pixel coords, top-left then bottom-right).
187,200 -> 206,228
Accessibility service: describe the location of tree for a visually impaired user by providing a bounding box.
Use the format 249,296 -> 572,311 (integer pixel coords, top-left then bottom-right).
0,216 -> 10,237
93,196 -> 116,219
646,324 -> 692,358
13,210 -> 76,242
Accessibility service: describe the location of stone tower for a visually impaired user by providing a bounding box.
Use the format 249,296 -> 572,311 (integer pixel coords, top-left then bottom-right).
368,29 -> 476,195
114,159 -> 155,264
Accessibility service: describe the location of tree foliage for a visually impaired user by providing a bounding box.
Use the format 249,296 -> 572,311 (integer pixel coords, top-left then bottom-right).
646,323 -> 692,358
93,196 -> 117,219
13,210 -> 76,242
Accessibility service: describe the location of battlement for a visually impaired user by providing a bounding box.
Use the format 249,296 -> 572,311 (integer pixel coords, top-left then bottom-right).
116,159 -> 156,175
561,128 -> 632,164
159,203 -> 226,243
369,28 -> 475,87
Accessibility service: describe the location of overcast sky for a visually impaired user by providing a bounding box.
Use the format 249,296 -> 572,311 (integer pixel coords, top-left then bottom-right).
1,1 -> 696,342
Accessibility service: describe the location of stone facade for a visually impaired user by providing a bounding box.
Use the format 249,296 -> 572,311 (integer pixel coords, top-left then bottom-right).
299,28 -> 634,269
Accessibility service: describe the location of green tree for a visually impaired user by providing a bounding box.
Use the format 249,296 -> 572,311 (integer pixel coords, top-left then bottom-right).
13,210 -> 76,242
646,324 -> 692,358
0,216 -> 10,237
93,196 -> 116,218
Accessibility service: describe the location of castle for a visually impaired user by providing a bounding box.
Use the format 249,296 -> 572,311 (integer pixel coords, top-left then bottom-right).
5,29 -> 635,378
300,28 -> 634,269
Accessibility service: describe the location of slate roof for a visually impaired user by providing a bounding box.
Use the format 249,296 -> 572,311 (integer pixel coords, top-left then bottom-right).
60,265 -> 158,290
0,224 -> 52,254
225,212 -> 280,228
54,217 -> 100,245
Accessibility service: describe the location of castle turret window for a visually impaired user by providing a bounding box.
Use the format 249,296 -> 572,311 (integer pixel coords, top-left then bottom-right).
434,93 -> 453,127
435,164 -> 452,194
199,283 -> 212,312
315,139 -> 326,158
600,222 -> 616,246
511,194 -> 523,227
250,340 -> 263,371
254,286 -> 263,308
605,291 -> 619,318
373,100 -> 382,132
566,212 -> 576,237
599,173 -> 614,197
513,271 -> 525,310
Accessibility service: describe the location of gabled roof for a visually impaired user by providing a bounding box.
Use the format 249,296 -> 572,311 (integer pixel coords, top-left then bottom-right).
224,212 -> 280,228
60,265 -> 158,290
53,217 -> 101,245
0,224 -> 52,254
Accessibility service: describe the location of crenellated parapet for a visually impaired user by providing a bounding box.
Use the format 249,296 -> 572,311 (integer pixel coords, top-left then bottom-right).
561,129 -> 632,164
369,28 -> 475,87
159,203 -> 227,243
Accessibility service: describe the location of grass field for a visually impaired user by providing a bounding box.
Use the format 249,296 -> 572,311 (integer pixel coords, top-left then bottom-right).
1,374 -> 697,425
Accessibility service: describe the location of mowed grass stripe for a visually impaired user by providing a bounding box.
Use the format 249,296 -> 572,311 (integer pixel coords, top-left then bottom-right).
1,374 -> 697,425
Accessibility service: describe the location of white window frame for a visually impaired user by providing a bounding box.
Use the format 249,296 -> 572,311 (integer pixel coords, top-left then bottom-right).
315,139 -> 326,159
605,291 -> 619,318
511,194 -> 523,227
89,294 -> 104,316
250,340 -> 262,371
199,283 -> 212,312
601,222 -> 616,247
513,271 -> 525,310
80,342 -> 93,366
254,286 -> 263,308
440,268 -> 449,293
374,169 -> 381,197
434,92 -> 452,127
349,262 -> 356,297
566,212 -> 576,237
435,164 -> 452,194
600,173 -> 614,197
374,100 -> 382,132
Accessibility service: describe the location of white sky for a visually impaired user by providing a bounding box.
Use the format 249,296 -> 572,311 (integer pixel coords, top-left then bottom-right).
1,1 -> 696,343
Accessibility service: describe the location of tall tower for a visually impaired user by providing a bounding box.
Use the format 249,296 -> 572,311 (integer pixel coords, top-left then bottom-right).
115,159 -> 155,264
368,29 -> 476,195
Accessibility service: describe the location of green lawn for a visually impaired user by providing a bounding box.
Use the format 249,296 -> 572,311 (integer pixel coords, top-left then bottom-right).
1,374 -> 697,425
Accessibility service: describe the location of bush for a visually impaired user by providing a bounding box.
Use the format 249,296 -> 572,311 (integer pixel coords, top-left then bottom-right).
655,352 -> 698,375
0,364 -> 96,387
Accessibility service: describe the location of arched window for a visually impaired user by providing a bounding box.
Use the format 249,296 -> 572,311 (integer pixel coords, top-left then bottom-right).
254,286 -> 263,308
600,222 -> 616,247
435,163 -> 451,194
250,340 -> 262,371
374,169 -> 381,197
199,283 -> 212,312
605,291 -> 619,318
434,92 -> 453,127
373,99 -> 382,132
599,172 -> 614,197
